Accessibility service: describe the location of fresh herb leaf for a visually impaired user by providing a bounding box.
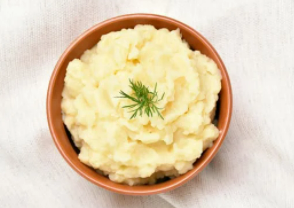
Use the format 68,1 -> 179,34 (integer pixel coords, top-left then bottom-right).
116,79 -> 165,119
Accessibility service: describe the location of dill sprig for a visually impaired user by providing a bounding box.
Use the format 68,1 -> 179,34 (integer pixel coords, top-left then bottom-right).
116,79 -> 165,119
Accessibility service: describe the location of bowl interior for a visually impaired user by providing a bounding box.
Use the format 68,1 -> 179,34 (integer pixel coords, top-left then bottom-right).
47,14 -> 232,195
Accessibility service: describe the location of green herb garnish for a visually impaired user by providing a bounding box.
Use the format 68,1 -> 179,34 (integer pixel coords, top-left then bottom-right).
116,79 -> 165,119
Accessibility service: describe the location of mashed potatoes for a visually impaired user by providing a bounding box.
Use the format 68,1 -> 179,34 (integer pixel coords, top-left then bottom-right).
61,25 -> 222,185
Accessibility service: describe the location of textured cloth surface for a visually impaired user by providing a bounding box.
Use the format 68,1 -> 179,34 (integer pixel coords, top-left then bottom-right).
1,0 -> 294,207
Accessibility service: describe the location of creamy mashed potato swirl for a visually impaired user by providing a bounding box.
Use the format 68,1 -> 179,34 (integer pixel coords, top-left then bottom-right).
61,25 -> 222,185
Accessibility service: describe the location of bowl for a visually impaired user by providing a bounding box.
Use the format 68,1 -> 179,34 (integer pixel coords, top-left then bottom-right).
47,13 -> 232,195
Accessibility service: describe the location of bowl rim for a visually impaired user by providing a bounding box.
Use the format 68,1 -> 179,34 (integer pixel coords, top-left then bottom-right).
47,13 -> 232,195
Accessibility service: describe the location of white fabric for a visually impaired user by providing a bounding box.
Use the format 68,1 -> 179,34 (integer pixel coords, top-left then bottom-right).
1,0 -> 294,207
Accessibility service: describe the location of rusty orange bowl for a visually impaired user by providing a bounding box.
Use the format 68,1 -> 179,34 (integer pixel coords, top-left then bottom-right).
47,13 -> 232,195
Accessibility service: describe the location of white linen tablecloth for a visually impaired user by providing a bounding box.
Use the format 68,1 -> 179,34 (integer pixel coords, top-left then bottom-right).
1,0 -> 294,207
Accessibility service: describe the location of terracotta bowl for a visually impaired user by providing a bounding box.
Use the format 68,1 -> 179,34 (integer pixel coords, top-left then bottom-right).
47,14 -> 232,195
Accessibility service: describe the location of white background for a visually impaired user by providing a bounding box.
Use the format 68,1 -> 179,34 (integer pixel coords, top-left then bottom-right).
1,0 -> 294,207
